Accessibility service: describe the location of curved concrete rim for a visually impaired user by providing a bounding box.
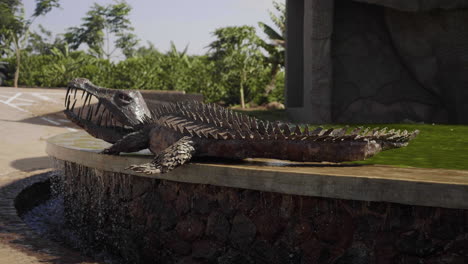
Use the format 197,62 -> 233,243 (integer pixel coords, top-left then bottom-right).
47,132 -> 468,209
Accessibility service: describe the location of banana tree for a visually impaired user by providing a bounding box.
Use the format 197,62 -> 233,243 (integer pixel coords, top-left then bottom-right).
258,0 -> 285,96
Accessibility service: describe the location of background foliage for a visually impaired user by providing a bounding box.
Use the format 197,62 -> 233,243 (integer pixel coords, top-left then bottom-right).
0,0 -> 285,106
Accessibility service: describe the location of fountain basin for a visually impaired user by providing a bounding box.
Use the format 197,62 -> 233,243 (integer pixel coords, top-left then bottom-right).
46,132 -> 468,263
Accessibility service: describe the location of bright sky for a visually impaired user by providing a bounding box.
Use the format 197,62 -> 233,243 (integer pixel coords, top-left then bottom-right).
23,0 -> 283,57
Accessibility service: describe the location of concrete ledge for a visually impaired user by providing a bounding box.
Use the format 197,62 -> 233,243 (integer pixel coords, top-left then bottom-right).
46,132 -> 468,209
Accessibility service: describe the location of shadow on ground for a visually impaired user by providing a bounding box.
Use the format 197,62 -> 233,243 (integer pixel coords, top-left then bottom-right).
10,156 -> 52,172
0,110 -> 75,129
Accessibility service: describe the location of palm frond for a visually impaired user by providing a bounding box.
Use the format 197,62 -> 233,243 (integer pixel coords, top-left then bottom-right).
258,22 -> 283,43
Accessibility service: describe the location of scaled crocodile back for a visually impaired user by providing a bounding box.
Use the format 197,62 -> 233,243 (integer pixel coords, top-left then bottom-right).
148,101 -> 261,139
147,101 -> 419,148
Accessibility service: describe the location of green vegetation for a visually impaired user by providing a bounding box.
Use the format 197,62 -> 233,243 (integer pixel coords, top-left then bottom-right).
0,0 -> 60,87
347,124 -> 468,171
64,1 -> 138,59
0,1 -> 286,107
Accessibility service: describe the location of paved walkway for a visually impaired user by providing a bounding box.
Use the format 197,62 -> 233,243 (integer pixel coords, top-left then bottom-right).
0,86 -> 98,263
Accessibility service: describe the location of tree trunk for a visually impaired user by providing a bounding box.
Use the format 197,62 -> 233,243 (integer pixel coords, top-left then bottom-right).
240,71 -> 246,108
14,44 -> 20,88
240,81 -> 245,109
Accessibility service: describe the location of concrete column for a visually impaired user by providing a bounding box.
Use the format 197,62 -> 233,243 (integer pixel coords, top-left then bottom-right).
285,0 -> 304,108
303,0 -> 334,123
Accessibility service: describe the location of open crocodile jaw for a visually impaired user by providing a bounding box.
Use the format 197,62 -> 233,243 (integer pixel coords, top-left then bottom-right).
64,78 -> 151,143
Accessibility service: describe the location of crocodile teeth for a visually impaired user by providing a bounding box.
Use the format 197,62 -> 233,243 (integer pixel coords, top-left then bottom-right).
66,95 -> 71,109
70,99 -> 77,111
87,106 -> 94,121
65,87 -> 71,107
95,101 -> 102,116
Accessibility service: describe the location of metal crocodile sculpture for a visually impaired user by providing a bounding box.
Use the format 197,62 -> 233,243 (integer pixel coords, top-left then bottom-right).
64,78 -> 419,174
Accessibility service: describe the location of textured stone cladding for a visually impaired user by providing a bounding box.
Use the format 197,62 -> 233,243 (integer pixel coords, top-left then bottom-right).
59,162 -> 468,264
331,1 -> 468,123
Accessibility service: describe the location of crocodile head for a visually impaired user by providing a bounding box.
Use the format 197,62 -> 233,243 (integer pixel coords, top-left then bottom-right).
64,78 -> 151,143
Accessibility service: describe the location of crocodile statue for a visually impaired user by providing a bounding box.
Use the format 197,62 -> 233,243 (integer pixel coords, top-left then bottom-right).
64,78 -> 419,174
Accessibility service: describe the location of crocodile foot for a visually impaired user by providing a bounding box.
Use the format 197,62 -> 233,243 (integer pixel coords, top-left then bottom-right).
127,163 -> 161,174
127,136 -> 196,174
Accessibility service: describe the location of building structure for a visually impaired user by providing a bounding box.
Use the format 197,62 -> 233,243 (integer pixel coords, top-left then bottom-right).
286,0 -> 468,124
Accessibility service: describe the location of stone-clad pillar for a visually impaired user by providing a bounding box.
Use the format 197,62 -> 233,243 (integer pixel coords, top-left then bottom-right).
303,0 -> 334,123
285,0 -> 304,108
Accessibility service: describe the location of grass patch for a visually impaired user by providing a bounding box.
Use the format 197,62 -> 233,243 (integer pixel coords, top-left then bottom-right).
238,109 -> 468,170
346,124 -> 468,170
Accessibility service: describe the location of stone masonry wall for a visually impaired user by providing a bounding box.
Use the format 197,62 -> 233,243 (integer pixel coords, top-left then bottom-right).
330,1 -> 468,123
59,162 -> 468,264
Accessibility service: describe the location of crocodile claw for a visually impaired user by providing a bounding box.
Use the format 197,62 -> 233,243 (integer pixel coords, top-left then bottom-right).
100,148 -> 120,155
127,163 -> 162,174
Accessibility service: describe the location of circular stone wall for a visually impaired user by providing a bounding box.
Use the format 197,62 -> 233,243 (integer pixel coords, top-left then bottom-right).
47,132 -> 468,264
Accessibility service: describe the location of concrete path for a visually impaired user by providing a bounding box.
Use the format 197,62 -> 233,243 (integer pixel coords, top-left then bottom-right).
0,87 -> 77,176
0,87 -> 98,263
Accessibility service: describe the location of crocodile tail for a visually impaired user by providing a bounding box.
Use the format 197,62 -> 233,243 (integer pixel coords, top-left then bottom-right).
377,129 -> 420,150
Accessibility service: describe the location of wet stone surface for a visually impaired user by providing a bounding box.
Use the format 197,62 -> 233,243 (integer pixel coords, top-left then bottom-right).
31,161 -> 468,264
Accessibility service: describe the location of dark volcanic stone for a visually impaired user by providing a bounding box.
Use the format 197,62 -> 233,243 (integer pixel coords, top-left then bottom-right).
175,193 -> 190,216
192,194 -> 213,215
446,237 -> 468,256
218,249 -> 253,264
238,190 -> 260,213
176,256 -> 201,264
299,237 -> 323,263
253,211 -> 283,241
159,182 -> 178,202
314,213 -> 354,249
335,243 -> 371,264
396,230 -> 439,257
160,205 -> 178,231
58,165 -> 468,264
274,241 -> 301,264
166,236 -> 192,256
131,176 -> 152,198
249,240 -> 279,264
374,232 -> 397,264
279,195 -> 295,218
176,216 -> 206,241
192,240 -> 221,260
291,218 -> 313,244
206,212 -> 230,242
216,190 -> 238,217
366,201 -> 388,215
230,213 -> 256,249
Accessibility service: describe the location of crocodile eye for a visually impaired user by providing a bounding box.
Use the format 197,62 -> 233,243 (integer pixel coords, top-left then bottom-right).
118,93 -> 132,103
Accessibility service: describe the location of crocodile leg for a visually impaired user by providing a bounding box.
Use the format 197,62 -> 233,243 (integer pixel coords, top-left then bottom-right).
101,128 -> 150,155
127,136 -> 196,174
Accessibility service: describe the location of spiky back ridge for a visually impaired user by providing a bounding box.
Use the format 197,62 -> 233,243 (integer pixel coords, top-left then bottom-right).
146,101 -> 419,143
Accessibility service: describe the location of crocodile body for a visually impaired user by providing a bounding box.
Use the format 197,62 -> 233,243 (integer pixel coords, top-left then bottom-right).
64,78 -> 419,174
